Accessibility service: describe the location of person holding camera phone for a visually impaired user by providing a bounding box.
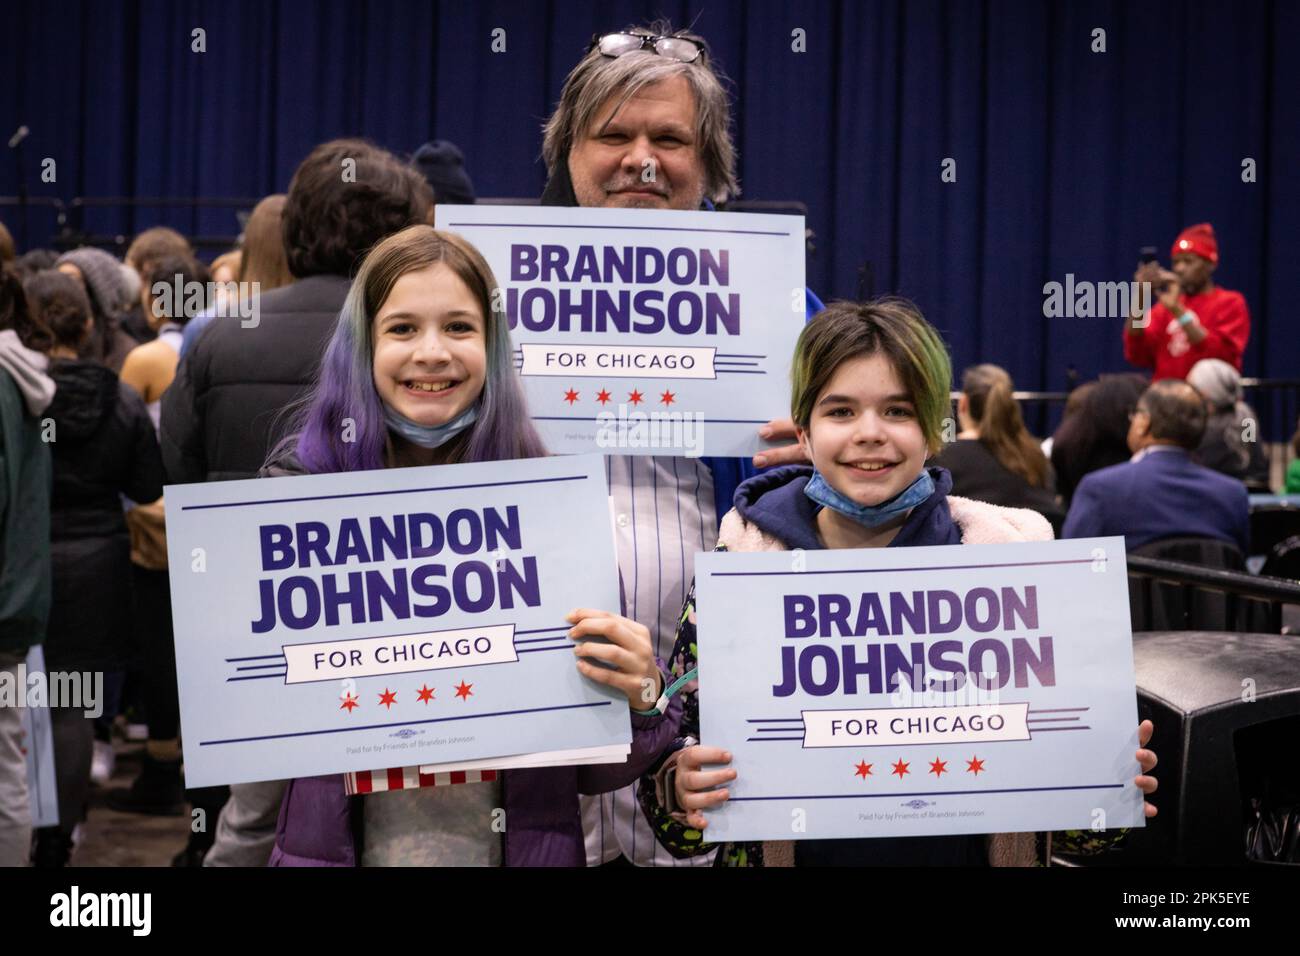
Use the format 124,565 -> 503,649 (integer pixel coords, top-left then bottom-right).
1124,222 -> 1250,381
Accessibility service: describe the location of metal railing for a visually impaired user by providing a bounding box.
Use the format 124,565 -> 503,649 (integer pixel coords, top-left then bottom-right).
0,196 -> 259,254
1127,554 -> 1300,633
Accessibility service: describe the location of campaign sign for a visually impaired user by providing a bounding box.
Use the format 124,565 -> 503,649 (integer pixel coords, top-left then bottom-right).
164,454 -> 629,787
436,204 -> 807,457
695,537 -> 1145,841
21,646 -> 59,829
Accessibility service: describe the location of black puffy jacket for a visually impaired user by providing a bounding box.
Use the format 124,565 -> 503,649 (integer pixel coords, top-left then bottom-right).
159,275 -> 351,484
45,360 -> 163,669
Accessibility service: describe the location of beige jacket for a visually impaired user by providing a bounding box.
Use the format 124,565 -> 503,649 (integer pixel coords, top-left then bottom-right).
717,494 -> 1053,868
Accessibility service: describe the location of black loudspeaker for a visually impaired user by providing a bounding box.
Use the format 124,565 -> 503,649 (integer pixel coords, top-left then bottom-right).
1079,631 -> 1300,865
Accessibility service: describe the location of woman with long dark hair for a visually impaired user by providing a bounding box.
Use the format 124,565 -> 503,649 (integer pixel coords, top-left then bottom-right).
1050,373 -> 1149,506
932,364 -> 1064,532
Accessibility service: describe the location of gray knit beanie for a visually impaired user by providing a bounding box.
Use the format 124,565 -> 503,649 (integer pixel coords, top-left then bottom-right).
56,246 -> 133,313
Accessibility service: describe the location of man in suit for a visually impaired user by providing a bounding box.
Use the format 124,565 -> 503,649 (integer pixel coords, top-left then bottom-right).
1062,379 -> 1249,553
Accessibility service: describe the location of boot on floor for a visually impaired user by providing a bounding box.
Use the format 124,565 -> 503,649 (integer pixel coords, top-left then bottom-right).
105,754 -> 186,816
32,827 -> 74,867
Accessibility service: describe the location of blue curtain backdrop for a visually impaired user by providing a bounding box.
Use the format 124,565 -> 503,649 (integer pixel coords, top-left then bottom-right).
2,0 -> 1297,404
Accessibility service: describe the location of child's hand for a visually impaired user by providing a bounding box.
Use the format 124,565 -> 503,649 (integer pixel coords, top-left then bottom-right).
566,608 -> 662,710
1136,719 -> 1159,818
674,745 -> 736,830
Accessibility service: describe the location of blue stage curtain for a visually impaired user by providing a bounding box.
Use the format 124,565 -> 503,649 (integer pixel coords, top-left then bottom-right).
2,0 -> 1296,409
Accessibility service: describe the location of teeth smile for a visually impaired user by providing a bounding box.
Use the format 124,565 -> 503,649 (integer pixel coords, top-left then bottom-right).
850,462 -> 893,471
406,381 -> 454,392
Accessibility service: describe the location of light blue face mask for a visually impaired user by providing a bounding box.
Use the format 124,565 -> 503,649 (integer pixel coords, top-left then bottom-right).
383,403 -> 478,449
803,468 -> 935,529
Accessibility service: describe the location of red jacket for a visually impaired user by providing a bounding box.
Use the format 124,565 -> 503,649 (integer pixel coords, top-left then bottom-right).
1123,287 -> 1249,380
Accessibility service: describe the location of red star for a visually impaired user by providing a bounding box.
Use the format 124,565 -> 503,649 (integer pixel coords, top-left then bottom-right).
928,758 -> 948,777
660,389 -> 675,406
563,388 -> 579,405
454,680 -> 473,701
595,388 -> 612,405
378,688 -> 397,710
339,692 -> 359,713
416,684 -> 435,704
966,756 -> 985,775
891,759 -> 910,778
854,760 -> 873,779
627,389 -> 644,406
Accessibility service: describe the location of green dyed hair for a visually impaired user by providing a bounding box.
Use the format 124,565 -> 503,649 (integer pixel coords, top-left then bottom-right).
790,297 -> 953,454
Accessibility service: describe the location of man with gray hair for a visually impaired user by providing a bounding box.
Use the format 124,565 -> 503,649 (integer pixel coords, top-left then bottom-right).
1062,379 -> 1250,553
541,28 -> 737,211
540,23 -> 821,867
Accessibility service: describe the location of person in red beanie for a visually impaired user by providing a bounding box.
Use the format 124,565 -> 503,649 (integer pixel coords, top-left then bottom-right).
1123,223 -> 1250,380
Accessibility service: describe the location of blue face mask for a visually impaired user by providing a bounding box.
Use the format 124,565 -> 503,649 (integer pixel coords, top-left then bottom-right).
383,403 -> 478,450
803,468 -> 935,529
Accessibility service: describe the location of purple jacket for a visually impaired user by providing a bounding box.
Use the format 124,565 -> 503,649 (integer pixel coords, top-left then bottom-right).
269,698 -> 681,867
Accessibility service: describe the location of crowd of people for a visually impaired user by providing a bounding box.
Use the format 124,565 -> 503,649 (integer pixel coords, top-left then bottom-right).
0,21 -> 1291,869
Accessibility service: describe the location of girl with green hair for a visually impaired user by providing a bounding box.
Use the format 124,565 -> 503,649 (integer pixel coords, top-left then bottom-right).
637,297 -> 1159,866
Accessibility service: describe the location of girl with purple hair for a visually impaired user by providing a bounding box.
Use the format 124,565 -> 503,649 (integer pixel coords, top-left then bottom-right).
279,226 -> 543,472
265,225 -> 681,866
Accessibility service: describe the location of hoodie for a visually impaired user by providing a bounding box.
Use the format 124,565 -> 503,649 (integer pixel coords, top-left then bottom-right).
41,359 -> 163,669
731,464 -> 963,550
0,330 -> 55,415
45,360 -> 163,540
0,331 -> 54,654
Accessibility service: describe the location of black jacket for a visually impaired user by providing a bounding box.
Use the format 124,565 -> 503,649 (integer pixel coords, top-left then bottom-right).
159,275 -> 351,483
45,360 -> 163,669
930,438 -> 1066,536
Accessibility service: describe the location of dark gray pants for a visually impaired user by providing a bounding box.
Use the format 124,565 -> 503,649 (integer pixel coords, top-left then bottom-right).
49,703 -> 93,838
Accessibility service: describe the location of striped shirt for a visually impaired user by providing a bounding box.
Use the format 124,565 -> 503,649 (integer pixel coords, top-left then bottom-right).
579,289 -> 821,866
581,454 -> 719,867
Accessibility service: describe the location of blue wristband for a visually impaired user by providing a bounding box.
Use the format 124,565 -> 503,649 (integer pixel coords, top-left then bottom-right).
631,667 -> 698,717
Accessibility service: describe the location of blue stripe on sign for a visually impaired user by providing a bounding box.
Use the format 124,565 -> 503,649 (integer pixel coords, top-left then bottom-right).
444,222 -> 791,237
711,558 -> 1099,577
730,783 -> 1124,802
182,475 -> 587,511
199,701 -> 613,745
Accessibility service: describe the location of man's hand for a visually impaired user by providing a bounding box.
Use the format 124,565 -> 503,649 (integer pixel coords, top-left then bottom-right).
753,418 -> 809,468
1129,263 -> 1169,329
1156,270 -> 1184,316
